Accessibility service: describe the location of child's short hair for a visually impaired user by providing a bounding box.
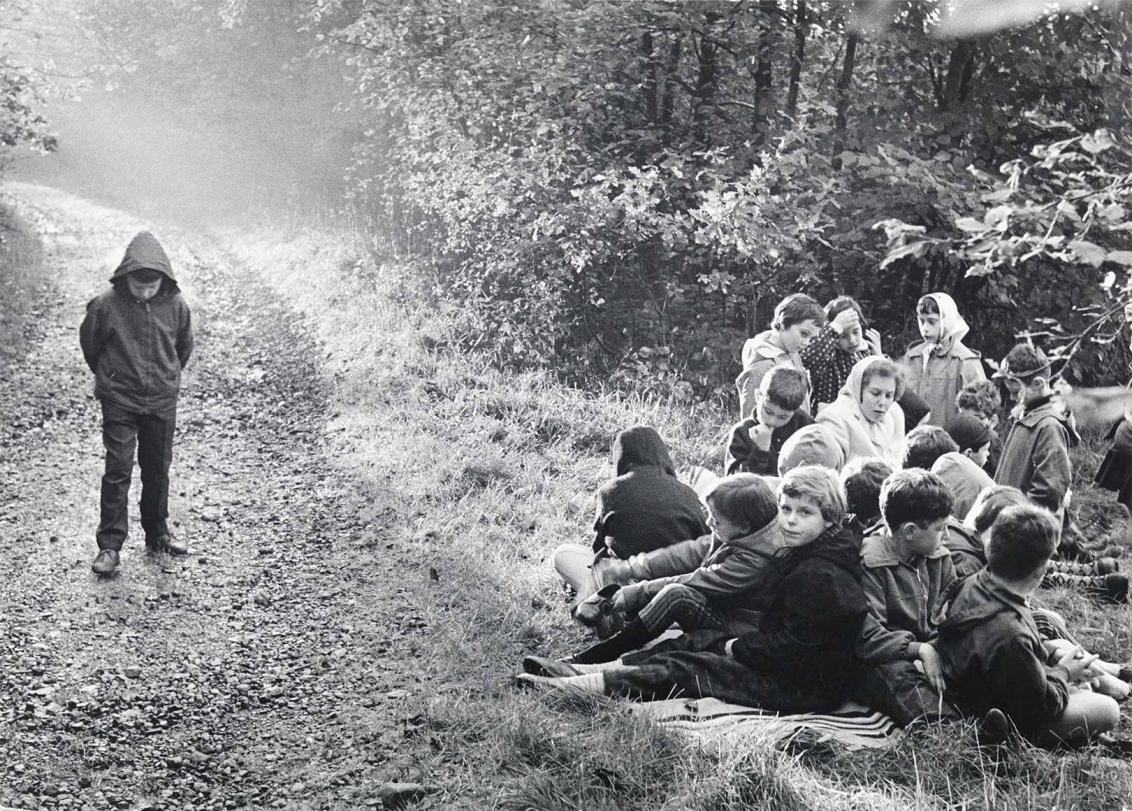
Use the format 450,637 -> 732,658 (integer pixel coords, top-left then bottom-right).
779,464 -> 847,526
860,357 -> 906,402
945,414 -> 993,454
986,504 -> 1060,581
955,380 -> 1001,422
996,343 -> 1051,382
704,473 -> 779,536
777,424 -> 845,475
902,425 -> 959,470
917,295 -> 940,316
761,366 -> 807,412
771,293 -> 825,331
841,457 -> 893,522
964,485 -> 1029,535
880,469 -> 954,531
825,295 -> 865,326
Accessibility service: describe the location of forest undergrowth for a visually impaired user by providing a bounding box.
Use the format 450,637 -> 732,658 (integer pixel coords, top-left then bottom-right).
219,222 -> 1132,810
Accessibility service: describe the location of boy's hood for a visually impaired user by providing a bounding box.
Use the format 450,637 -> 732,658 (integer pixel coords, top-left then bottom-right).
932,569 -> 1026,631
611,425 -> 676,477
931,452 -> 994,518
110,231 -> 177,284
741,330 -> 786,368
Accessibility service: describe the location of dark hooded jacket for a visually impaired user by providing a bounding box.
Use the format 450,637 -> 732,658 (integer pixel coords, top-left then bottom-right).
731,524 -> 868,694
79,232 -> 193,413
593,426 -> 709,559
932,570 -> 1070,738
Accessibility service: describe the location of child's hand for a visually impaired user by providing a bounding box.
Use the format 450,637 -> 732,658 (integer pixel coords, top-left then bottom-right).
830,308 -> 860,335
1056,646 -> 1101,683
917,644 -> 946,693
865,328 -> 883,356
752,423 -> 774,451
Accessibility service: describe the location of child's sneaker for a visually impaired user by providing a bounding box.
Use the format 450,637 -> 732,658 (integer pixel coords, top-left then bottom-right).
91,549 -> 119,576
976,707 -> 1011,746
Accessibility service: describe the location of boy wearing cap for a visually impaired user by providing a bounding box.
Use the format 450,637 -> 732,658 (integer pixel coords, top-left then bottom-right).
80,232 -> 194,576
992,344 -> 1076,518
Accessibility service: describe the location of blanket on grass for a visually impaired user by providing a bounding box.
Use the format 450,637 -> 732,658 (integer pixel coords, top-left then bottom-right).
629,697 -> 899,750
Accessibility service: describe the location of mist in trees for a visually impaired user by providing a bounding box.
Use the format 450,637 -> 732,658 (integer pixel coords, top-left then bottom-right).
6,0 -> 1132,397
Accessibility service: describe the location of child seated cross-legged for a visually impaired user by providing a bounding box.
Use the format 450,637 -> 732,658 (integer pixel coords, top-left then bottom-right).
851,470 -> 962,726
519,466 -> 868,714
725,367 -> 814,476
933,504 -> 1121,747
562,474 -> 780,665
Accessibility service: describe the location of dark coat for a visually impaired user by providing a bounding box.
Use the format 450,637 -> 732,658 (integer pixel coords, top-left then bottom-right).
79,232 -> 193,414
593,426 -> 708,559
993,397 -> 1076,515
724,410 -> 814,476
730,524 -> 868,694
932,570 -> 1070,739
943,518 -> 986,580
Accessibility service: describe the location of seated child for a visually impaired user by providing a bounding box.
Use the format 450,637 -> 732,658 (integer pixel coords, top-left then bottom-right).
955,380 -> 1003,472
841,457 -> 892,538
900,292 -> 986,428
933,504 -> 1121,747
902,425 -> 959,470
568,474 -> 779,663
852,469 -> 961,726
552,426 -> 708,601
776,423 -> 845,475
519,466 -> 867,714
725,367 -> 813,476
931,450 -> 994,520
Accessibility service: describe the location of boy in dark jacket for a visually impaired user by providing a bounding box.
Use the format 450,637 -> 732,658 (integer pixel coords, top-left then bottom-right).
851,470 -> 961,726
725,367 -> 813,476
992,344 -> 1076,518
933,504 -> 1119,746
80,232 -> 193,575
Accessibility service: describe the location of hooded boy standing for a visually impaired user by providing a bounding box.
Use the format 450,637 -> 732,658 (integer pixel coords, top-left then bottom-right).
80,232 -> 193,575
900,293 -> 985,427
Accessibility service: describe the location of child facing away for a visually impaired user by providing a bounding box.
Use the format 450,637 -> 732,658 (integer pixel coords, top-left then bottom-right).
900,293 -> 986,428
80,232 -> 193,576
725,367 -> 813,476
933,504 -> 1121,747
992,344 -> 1077,518
519,466 -> 868,714
901,425 -> 959,471
841,457 -> 892,539
552,426 -> 708,602
562,474 -> 780,664
736,293 -> 824,420
955,380 -> 1003,472
851,470 -> 961,726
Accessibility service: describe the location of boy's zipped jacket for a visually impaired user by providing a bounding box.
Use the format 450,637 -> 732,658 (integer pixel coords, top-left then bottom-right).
855,527 -> 956,664
993,395 -> 1078,515
932,569 -> 1070,738
79,232 -> 193,414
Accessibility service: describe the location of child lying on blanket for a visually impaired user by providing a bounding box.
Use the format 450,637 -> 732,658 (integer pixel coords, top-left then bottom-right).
518,466 -> 868,715
567,473 -> 780,664
934,504 -> 1121,747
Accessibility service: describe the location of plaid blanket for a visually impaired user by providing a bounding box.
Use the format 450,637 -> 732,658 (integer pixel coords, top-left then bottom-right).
630,696 -> 899,750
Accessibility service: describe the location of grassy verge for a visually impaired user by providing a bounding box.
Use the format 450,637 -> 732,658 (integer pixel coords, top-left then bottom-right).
0,202 -> 48,365
223,227 -> 1132,809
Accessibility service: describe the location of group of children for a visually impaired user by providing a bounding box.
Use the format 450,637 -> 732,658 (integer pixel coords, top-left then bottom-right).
532,291 -> 1132,750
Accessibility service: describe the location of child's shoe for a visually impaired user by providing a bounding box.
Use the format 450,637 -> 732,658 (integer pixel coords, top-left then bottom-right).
975,707 -> 1011,746
91,549 -> 119,576
522,656 -> 581,678
145,532 -> 188,555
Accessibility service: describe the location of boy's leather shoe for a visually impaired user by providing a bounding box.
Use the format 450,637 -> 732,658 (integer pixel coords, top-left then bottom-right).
522,656 -> 581,678
91,549 -> 119,576
145,533 -> 188,555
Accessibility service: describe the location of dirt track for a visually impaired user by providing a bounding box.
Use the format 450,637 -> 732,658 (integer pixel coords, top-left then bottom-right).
0,185 -> 434,810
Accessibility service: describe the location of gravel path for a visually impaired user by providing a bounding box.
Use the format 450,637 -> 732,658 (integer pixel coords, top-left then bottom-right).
0,186 -> 433,810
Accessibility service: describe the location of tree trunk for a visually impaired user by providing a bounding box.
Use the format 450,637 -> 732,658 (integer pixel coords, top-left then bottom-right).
834,33 -> 858,152
786,0 -> 806,119
941,41 -> 976,111
692,17 -> 720,146
660,34 -> 682,142
752,1 -> 776,138
641,30 -> 658,123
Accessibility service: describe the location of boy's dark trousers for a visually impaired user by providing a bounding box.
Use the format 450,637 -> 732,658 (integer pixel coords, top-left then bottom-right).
97,402 -> 176,551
